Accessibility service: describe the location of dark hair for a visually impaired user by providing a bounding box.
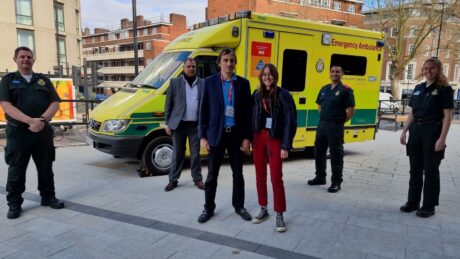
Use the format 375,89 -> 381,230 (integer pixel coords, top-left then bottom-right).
14,46 -> 33,58
216,48 -> 237,64
183,57 -> 196,65
257,63 -> 279,109
419,57 -> 449,86
330,64 -> 343,72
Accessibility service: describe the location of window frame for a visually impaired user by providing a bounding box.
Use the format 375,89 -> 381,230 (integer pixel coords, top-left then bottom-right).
54,2 -> 65,33
15,0 -> 33,26
17,29 -> 35,52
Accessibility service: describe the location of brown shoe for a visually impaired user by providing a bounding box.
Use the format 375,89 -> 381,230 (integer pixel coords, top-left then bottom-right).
165,181 -> 178,192
194,180 -> 204,190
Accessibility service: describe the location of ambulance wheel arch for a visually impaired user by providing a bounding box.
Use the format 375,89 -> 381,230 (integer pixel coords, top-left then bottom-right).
140,134 -> 173,176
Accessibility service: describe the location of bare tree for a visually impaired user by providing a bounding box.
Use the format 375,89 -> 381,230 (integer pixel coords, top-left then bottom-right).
366,0 -> 458,98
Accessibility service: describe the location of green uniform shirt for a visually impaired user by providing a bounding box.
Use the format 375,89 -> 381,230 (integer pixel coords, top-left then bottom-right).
0,72 -> 60,127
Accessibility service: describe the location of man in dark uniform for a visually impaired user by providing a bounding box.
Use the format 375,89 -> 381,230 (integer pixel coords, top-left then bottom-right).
0,47 -> 64,219
308,65 -> 355,193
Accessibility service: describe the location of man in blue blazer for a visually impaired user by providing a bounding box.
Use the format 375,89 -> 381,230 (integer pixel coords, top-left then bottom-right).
198,48 -> 252,223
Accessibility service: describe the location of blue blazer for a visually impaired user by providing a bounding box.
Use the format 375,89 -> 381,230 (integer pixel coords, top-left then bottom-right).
199,73 -> 252,147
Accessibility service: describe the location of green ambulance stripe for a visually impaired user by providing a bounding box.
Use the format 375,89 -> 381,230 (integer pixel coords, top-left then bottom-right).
304,109 -> 377,127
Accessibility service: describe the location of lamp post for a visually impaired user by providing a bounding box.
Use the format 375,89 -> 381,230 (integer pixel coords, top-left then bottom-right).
132,0 -> 139,76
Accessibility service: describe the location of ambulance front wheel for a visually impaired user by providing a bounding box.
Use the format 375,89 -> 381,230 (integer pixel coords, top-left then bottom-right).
141,136 -> 173,175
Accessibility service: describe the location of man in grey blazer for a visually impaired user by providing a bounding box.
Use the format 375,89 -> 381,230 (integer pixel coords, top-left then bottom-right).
164,58 -> 204,191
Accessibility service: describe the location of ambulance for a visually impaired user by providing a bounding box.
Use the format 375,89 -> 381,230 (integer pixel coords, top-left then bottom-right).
87,11 -> 384,175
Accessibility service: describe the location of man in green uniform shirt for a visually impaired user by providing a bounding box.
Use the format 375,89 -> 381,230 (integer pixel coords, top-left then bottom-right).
0,47 -> 64,219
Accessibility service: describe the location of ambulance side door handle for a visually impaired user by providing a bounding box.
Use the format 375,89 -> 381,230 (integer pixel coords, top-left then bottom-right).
299,97 -> 306,104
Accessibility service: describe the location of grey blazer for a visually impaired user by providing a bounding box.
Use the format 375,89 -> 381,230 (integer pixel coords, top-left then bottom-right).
164,76 -> 203,130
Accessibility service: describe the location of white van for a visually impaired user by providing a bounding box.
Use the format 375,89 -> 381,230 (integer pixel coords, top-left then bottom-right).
379,92 -> 400,112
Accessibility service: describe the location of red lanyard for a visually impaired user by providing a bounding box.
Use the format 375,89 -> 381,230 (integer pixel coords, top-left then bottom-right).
262,98 -> 270,113
221,74 -> 233,104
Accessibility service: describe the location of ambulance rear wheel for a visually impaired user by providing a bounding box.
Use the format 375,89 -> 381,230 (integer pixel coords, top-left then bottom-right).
142,136 -> 173,175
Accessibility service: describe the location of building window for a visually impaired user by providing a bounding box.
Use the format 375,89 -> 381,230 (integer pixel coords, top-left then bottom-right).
454,65 -> 460,83
108,33 -> 116,41
409,26 -> 417,37
408,44 -> 414,55
443,64 -> 449,77
424,45 -> 430,57
76,10 -> 80,34
17,29 -> 34,51
143,28 -> 148,35
348,4 -> 355,13
146,42 -> 152,50
445,49 -> 450,59
15,0 -> 33,25
57,36 -> 67,64
100,35 -> 105,42
406,63 -> 415,80
391,27 -> 398,37
411,9 -> 420,16
54,3 -> 65,32
390,46 -> 397,56
321,0 -> 330,8
77,39 -> 81,64
120,31 -> 129,39
386,62 -> 393,81
333,1 -> 341,11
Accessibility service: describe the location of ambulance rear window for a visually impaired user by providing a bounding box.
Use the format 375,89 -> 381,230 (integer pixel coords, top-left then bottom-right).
331,54 -> 367,76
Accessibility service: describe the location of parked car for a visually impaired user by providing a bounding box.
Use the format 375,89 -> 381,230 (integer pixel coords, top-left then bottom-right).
379,92 -> 400,113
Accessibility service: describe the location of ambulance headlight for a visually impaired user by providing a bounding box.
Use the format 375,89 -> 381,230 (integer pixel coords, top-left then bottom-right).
102,119 -> 131,133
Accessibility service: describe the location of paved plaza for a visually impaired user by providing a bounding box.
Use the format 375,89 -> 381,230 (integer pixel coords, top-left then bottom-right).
0,124 -> 459,259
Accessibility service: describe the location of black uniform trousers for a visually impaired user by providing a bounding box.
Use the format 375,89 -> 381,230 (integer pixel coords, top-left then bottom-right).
406,122 -> 444,208
168,121 -> 202,183
4,124 -> 56,206
314,120 -> 344,184
204,128 -> 245,213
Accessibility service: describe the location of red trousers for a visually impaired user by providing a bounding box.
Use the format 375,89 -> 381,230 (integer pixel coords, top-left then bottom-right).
252,129 -> 286,213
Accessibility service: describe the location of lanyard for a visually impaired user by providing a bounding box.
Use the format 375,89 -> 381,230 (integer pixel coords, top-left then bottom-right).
221,74 -> 233,104
262,98 -> 270,113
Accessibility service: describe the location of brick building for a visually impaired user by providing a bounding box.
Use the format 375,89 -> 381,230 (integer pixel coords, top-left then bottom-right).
364,9 -> 460,99
82,13 -> 188,89
206,0 -> 364,28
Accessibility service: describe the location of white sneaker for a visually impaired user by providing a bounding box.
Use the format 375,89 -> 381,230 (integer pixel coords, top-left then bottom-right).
275,214 -> 287,232
252,207 -> 269,224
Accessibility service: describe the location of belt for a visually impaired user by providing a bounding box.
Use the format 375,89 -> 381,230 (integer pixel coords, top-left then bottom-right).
415,119 -> 441,124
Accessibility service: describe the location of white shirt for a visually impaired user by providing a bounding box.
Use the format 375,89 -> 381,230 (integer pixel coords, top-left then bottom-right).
182,76 -> 199,122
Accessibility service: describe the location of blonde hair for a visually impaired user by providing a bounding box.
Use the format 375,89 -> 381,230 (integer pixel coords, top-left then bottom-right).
417,57 -> 449,86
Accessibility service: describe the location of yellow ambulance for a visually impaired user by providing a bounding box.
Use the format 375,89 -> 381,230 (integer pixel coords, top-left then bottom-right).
87,11 -> 384,175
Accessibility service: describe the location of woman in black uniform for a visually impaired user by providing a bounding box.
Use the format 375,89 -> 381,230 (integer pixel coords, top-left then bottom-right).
400,57 -> 454,218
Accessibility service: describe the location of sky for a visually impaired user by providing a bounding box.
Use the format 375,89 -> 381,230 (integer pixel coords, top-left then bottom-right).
80,0 -> 208,30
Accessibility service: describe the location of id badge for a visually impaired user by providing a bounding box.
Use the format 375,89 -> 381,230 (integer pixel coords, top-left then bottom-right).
225,106 -> 234,117
265,117 -> 272,129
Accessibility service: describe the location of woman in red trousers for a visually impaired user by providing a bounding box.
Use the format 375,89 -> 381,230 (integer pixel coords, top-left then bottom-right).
251,63 -> 297,232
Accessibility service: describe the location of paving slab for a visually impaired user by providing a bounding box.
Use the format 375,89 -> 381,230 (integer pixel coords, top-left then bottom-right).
0,125 -> 460,258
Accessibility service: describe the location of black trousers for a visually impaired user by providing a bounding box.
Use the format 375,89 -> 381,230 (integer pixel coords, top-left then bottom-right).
4,125 -> 56,207
406,123 -> 444,208
168,121 -> 202,183
204,129 -> 245,213
314,121 -> 344,184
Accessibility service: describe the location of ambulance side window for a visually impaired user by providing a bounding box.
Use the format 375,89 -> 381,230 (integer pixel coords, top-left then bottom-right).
195,56 -> 219,78
331,54 -> 367,76
281,49 -> 307,92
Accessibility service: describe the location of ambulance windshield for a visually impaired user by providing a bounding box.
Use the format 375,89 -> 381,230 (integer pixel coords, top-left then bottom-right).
131,51 -> 191,89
